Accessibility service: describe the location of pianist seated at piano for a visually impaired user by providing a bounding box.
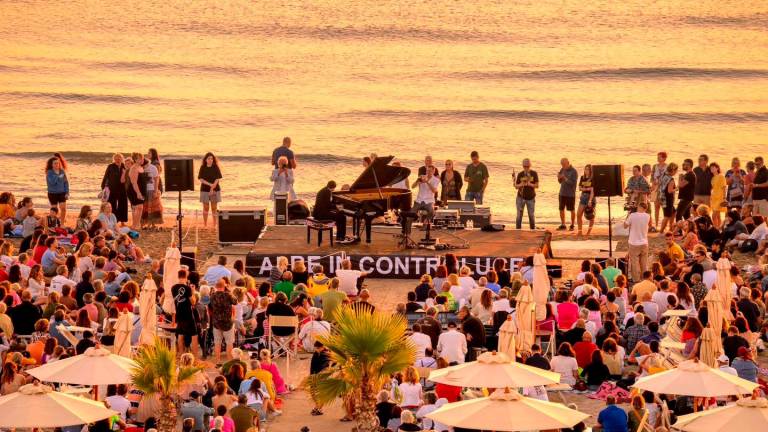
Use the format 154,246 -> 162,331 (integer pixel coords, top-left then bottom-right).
312,181 -> 347,241
411,165 -> 440,221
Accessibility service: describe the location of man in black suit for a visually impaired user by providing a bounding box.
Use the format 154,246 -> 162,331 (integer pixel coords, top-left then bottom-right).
313,181 -> 346,241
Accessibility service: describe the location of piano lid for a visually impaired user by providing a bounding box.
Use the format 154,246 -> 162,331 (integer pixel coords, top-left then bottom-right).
348,155 -> 411,191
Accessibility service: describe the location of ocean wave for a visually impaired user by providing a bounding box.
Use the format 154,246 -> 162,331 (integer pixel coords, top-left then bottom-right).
95,61 -> 261,76
345,109 -> 768,123
0,91 -> 166,104
683,13 -> 768,27
4,151 -> 363,165
449,67 -> 768,81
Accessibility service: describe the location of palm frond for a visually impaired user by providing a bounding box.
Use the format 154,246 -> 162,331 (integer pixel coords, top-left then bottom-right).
130,338 -> 193,396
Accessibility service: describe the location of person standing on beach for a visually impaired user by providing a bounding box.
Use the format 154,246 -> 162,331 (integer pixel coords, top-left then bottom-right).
45,154 -> 69,226
198,152 -> 222,228
515,158 -> 538,230
624,202 -> 650,282
126,153 -> 146,231
269,156 -> 297,200
557,158 -> 578,231
271,136 -> 296,169
725,157 -> 746,210
439,160 -> 462,202
752,156 -> 768,216
650,151 -> 668,232
658,163 -> 678,233
141,148 -> 164,228
676,159 -> 696,221
464,151 -> 489,204
693,154 -> 712,206
577,164 -> 595,237
100,153 -> 128,226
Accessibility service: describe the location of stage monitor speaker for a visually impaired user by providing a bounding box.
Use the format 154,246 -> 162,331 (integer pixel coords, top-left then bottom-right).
218,207 -> 266,244
593,165 -> 624,197
274,192 -> 288,225
181,246 -> 197,272
164,158 -> 195,192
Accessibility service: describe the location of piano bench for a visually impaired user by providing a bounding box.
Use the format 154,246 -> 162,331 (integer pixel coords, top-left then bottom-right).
306,217 -> 335,246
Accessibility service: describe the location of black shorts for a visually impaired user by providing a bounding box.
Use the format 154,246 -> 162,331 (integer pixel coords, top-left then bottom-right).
127,188 -> 144,206
559,195 -> 575,211
663,202 -> 676,218
48,192 -> 67,205
175,320 -> 198,337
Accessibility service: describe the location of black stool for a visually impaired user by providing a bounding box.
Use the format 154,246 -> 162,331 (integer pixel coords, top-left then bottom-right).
306,217 -> 335,246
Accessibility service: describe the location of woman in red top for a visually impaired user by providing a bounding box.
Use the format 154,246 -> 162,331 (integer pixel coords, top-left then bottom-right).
555,290 -> 579,330
433,357 -> 462,402
32,233 -> 49,264
114,290 -> 134,313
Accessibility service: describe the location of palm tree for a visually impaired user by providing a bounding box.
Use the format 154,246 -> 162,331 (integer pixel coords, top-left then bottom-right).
305,306 -> 416,432
131,339 -> 200,432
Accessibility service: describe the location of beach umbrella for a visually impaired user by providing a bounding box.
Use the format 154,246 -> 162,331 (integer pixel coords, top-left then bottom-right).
497,316 -> 517,360
673,396 -> 768,432
114,311 -> 134,358
632,358 -> 758,397
428,351 -> 560,388
139,274 -> 158,346
28,346 -> 137,385
515,284 -> 535,353
162,247 -> 180,315
699,327 -> 719,368
532,253 -> 550,321
715,258 -> 733,318
0,382 -> 117,428
704,289 -> 724,349
426,387 -> 589,432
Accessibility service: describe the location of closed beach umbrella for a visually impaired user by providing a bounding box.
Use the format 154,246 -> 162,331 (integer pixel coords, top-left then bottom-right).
162,247 -> 180,315
715,258 -> 732,317
139,275 -> 158,346
114,311 -> 134,358
0,383 -> 116,428
674,396 -> 768,432
632,359 -> 758,397
699,327 -> 719,368
532,253 -> 550,321
29,347 -> 137,385
497,316 -> 517,360
428,351 -> 559,388
704,289 -> 724,349
426,388 -> 589,432
515,284 -> 535,353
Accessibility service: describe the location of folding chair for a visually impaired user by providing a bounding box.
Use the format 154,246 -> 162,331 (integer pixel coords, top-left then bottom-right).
57,325 -> 80,348
268,315 -> 299,379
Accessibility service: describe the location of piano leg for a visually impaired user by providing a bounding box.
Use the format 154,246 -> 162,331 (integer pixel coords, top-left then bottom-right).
364,214 -> 374,243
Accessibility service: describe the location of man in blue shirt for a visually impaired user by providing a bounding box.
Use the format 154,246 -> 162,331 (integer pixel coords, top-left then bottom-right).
271,136 -> 296,169
557,158 -> 578,231
597,396 -> 628,432
203,255 -> 232,286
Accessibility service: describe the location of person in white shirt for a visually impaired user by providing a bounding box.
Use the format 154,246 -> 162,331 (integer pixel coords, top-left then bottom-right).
411,165 -> 440,221
50,266 -> 76,294
550,342 -> 579,386
492,290 -> 513,313
202,255 -> 232,286
336,259 -> 368,296
702,268 -> 718,290
398,366 -> 423,408
717,354 -> 738,376
105,384 -> 131,421
469,277 -> 487,306
458,266 -> 477,295
298,308 -> 331,352
416,395 -> 448,432
623,202 -> 651,282
409,323 -> 432,360
651,281 -> 675,315
436,321 -> 467,364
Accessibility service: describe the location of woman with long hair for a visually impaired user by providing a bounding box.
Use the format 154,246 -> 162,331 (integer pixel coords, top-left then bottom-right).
198,152 -> 222,227
126,153 -> 147,230
141,148 -> 164,229
440,159 -> 463,201
471,289 -> 494,324
0,362 -> 25,395
577,164 -> 595,237
45,155 -> 69,224
659,163 -> 678,233
550,342 -> 579,385
101,153 -> 128,224
709,162 -> 727,228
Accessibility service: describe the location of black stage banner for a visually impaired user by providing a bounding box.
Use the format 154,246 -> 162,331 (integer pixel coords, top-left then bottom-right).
245,252 -> 561,279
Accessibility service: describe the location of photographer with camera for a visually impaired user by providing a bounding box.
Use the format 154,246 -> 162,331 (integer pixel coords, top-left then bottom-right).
412,165 -> 440,221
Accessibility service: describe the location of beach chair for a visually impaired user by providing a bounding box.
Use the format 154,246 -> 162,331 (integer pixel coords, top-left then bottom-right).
268,315 -> 299,378
56,325 -> 80,348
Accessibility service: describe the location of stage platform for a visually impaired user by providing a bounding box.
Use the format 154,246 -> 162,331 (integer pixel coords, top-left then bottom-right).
218,225 -> 561,279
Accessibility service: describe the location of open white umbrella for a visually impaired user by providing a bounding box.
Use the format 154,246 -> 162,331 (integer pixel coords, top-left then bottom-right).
162,247 -> 180,315
0,383 -> 117,428
515,284 -> 535,353
673,396 -> 768,432
532,253 -> 550,321
497,316 -> 517,360
715,258 -> 733,319
428,351 -> 560,388
633,358 -> 759,397
139,274 -> 158,346
29,347 -> 137,385
114,311 -> 134,358
426,388 -> 589,431
704,289 -> 724,350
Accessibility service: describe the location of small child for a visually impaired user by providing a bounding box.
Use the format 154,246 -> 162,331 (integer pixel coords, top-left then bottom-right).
22,209 -> 38,238
45,207 -> 66,236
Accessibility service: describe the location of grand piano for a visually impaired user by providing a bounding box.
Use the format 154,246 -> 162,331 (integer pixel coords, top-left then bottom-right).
332,155 -> 412,243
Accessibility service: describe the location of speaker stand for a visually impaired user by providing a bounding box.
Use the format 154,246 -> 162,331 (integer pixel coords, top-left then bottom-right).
177,191 -> 184,250
607,195 -> 613,257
